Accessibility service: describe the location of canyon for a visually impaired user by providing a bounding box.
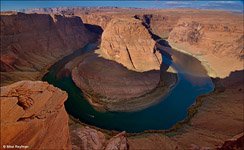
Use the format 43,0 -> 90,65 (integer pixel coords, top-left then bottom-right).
1,7 -> 243,150
0,12 -> 96,86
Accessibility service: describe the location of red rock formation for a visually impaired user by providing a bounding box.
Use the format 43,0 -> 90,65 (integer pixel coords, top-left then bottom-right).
70,126 -> 106,150
71,53 -> 162,111
0,81 -> 71,149
70,126 -> 128,150
0,12 -> 95,85
99,18 -> 162,72
105,131 -> 128,150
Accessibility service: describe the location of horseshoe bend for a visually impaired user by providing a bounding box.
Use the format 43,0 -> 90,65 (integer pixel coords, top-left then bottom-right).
1,3 -> 244,150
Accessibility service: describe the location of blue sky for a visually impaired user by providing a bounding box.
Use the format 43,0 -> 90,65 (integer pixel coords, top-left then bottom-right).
1,1 -> 243,12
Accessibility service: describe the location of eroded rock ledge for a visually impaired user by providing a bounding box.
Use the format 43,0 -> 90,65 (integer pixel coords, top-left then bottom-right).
0,81 -> 71,149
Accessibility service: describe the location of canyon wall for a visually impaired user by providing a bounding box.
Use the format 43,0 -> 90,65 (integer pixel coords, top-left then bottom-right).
168,15 -> 243,77
0,12 -> 95,85
0,81 -> 71,149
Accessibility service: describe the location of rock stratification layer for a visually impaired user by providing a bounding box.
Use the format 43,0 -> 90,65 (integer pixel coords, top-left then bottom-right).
0,81 -> 71,149
99,18 -> 162,72
0,12 -> 95,85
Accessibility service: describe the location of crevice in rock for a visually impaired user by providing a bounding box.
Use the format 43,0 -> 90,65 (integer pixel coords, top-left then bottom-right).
125,46 -> 136,69
134,14 -> 161,41
17,114 -> 36,122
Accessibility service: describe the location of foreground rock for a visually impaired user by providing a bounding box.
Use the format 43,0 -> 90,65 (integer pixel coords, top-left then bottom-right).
0,12 -> 95,86
0,81 -> 71,149
98,18 -> 162,72
70,126 -> 128,150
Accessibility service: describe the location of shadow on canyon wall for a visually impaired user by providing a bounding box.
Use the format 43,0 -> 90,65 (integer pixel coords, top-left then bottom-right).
84,23 -> 104,35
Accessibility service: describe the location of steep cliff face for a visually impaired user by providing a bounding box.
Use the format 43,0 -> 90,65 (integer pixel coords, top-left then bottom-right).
168,16 -> 243,77
0,12 -> 95,85
99,18 -> 162,72
0,81 -> 71,149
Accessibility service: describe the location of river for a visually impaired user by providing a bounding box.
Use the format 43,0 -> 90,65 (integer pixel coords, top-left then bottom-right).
43,42 -> 214,133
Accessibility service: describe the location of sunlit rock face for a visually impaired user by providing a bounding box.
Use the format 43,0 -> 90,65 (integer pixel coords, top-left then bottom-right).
0,81 -> 71,149
168,17 -> 244,77
99,18 -> 162,72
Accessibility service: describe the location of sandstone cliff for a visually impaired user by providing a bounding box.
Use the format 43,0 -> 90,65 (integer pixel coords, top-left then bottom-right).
98,18 -> 162,72
0,81 -> 71,149
0,12 -> 95,85
168,16 -> 243,77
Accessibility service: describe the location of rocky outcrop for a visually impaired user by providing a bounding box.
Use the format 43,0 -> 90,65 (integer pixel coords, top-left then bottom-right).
70,126 -> 128,150
71,53 -> 165,111
99,18 -> 162,72
0,81 -> 71,149
218,133 -> 244,150
105,132 -> 127,150
0,12 -> 95,85
71,126 -> 106,150
168,16 -> 243,77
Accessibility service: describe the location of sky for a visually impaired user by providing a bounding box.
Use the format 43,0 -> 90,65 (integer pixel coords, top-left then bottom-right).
1,0 -> 243,12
